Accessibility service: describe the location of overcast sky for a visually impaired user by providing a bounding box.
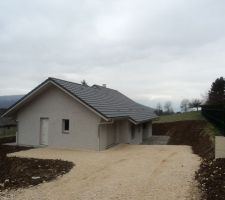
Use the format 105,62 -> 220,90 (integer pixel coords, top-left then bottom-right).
0,0 -> 225,111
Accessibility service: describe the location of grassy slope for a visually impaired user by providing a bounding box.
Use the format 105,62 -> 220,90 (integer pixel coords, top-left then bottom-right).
154,111 -> 205,123
154,111 -> 221,136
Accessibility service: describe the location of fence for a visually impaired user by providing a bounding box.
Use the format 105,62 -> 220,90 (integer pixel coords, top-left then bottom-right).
201,105 -> 225,135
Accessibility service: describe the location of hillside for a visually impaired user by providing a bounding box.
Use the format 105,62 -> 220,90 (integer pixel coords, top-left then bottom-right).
154,111 -> 205,123
0,95 -> 24,109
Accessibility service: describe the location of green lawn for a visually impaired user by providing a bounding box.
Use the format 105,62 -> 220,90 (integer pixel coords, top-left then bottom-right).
154,111 -> 205,124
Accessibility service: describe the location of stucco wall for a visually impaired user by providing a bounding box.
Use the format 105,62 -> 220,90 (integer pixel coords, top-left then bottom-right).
129,124 -> 143,144
215,136 -> 225,158
17,86 -> 101,150
143,121 -> 152,139
99,120 -> 146,150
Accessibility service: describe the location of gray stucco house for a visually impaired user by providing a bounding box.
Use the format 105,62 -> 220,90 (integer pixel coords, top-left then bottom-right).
3,78 -> 158,150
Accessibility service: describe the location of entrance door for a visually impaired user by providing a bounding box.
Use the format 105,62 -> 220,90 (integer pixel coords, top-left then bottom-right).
40,118 -> 49,145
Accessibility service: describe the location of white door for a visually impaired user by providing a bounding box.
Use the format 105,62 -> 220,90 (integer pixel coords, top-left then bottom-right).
40,118 -> 49,145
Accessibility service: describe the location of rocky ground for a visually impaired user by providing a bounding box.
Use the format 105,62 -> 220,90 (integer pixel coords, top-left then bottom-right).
196,158 -> 225,200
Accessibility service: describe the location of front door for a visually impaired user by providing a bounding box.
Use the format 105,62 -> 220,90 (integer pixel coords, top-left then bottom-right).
40,118 -> 49,145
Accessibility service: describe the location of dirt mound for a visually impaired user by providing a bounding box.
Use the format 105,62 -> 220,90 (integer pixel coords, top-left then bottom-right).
153,120 -> 214,159
0,145 -> 33,154
196,158 -> 225,200
0,157 -> 74,191
0,145 -> 74,191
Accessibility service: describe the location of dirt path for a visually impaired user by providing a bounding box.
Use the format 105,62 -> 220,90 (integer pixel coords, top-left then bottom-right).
2,144 -> 201,200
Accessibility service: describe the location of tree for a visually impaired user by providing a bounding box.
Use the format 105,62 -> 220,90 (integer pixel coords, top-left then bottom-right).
189,99 -> 202,111
164,101 -> 174,114
81,80 -> 88,86
180,99 -> 190,112
155,103 -> 163,116
207,77 -> 225,105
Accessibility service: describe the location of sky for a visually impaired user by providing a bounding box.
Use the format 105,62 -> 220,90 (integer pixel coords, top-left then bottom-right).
0,0 -> 225,111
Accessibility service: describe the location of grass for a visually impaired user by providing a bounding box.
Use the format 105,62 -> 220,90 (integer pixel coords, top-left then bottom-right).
154,111 -> 205,124
154,111 -> 222,137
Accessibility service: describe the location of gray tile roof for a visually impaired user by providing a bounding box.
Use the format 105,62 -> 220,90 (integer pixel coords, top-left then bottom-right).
50,78 -> 157,123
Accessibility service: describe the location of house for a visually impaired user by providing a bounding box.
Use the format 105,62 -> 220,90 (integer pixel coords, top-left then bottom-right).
2,78 -> 158,150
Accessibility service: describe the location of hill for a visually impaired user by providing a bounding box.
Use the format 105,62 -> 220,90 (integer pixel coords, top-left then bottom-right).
0,95 -> 24,109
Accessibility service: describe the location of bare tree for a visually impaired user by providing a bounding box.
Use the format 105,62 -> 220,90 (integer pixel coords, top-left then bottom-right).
180,99 -> 190,112
164,101 -> 174,114
189,99 -> 202,111
155,103 -> 163,115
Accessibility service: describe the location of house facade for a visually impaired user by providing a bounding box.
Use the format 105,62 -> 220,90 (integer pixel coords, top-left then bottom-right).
3,78 -> 157,150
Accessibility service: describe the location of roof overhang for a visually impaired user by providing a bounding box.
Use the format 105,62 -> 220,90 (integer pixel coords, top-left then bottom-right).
110,116 -> 158,125
2,78 -> 109,121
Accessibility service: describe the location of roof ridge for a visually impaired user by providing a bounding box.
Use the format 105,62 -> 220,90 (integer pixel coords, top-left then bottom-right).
92,84 -> 118,92
49,77 -> 90,87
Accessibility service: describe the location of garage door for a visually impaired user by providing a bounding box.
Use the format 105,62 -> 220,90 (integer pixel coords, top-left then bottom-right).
106,124 -> 116,148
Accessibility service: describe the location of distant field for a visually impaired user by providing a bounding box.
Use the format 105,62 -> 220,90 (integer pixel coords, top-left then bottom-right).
154,111 -> 205,124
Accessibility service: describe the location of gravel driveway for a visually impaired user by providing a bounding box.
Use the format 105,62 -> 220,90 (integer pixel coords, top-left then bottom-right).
5,144 -> 200,200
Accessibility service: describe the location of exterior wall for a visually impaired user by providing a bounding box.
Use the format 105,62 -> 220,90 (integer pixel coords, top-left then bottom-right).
99,123 -> 115,150
143,121 -> 152,139
99,120 -> 148,150
129,124 -> 143,144
215,136 -> 225,158
116,120 -> 130,143
17,86 -> 101,150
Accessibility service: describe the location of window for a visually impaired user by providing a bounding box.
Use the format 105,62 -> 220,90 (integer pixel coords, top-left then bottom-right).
62,119 -> 70,133
131,124 -> 135,139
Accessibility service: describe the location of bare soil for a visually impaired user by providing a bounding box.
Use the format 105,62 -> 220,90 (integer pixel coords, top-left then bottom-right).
0,145 -> 74,191
196,158 -> 225,200
153,120 -> 214,159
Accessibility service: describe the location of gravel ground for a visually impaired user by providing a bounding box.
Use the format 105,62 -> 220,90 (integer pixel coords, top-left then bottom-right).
2,144 -> 201,200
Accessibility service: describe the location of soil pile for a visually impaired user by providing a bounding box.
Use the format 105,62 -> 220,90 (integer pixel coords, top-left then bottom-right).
0,145 -> 74,191
153,120 -> 214,159
0,145 -> 32,154
196,158 -> 225,200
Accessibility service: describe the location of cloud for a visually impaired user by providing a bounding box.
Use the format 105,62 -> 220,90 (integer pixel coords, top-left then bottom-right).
0,0 -> 225,111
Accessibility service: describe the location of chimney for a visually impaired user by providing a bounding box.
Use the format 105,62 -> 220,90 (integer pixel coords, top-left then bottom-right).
102,84 -> 107,88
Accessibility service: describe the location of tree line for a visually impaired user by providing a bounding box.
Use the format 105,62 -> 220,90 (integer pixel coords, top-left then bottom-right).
155,77 -> 225,116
